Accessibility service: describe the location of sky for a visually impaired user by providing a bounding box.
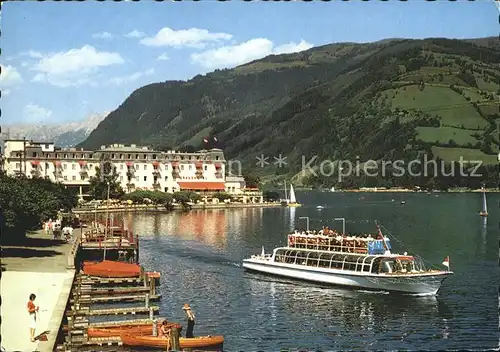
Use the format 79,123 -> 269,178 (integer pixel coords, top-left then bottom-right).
0,0 -> 498,126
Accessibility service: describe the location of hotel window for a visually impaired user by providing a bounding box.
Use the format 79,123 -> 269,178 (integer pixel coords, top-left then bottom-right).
120,164 -> 124,170
89,163 -> 93,169
64,176 -> 68,180
143,165 -> 147,170
33,152 -> 38,157
136,176 -> 139,181
216,156 -> 220,160
143,176 -> 147,181
164,176 -> 168,181
152,154 -> 157,160
64,154 -> 68,158
120,154 -> 123,159
181,165 -> 184,170
15,163 -> 20,169
72,176 -> 76,181
63,164 -> 67,170
72,164 -> 76,170
164,187 -> 169,192
81,175 -> 86,181
204,165 -> 208,171
189,165 -> 192,170
120,176 -> 123,181
136,154 -> 139,159
135,164 -> 139,170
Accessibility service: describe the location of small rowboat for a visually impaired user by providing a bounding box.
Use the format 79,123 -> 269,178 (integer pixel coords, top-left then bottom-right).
82,260 -> 141,278
88,322 -> 182,338
121,333 -> 224,349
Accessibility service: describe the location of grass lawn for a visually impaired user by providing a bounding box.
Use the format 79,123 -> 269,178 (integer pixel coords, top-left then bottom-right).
431,146 -> 499,165
416,126 -> 479,146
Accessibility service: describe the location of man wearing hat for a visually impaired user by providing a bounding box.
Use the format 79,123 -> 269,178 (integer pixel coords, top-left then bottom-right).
182,303 -> 196,338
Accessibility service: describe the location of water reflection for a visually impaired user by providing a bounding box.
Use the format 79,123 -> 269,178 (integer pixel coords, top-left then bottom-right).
129,210 -> 228,249
288,206 -> 296,231
245,274 -> 456,350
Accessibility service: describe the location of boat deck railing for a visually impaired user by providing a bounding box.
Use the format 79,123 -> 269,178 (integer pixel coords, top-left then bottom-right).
288,234 -> 373,254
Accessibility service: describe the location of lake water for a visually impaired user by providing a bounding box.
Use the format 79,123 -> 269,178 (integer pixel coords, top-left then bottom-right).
114,192 -> 499,351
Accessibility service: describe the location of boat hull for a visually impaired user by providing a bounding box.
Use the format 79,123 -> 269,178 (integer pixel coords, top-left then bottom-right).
121,333 -> 224,349
82,260 -> 141,278
243,259 -> 452,295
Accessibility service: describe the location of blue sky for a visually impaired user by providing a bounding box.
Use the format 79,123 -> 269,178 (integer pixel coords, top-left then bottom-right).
1,0 -> 498,125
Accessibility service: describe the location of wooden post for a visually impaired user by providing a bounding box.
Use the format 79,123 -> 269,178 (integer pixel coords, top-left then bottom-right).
170,326 -> 180,351
145,293 -> 150,308
143,272 -> 148,288
149,307 -> 154,320
150,275 -> 156,296
152,318 -> 157,336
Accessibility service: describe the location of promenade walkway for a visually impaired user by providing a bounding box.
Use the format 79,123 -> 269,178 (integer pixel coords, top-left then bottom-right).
1,230 -> 76,352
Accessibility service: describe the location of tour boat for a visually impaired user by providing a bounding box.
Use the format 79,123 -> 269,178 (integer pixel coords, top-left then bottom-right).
479,187 -> 488,217
88,322 -> 182,338
243,224 -> 453,295
82,260 -> 141,278
120,333 -> 224,349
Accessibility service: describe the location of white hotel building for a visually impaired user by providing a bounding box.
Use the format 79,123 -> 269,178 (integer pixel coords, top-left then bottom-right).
1,140 -> 261,201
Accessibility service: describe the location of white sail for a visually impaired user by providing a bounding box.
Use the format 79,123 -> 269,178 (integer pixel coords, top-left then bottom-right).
482,190 -> 488,213
289,184 -> 296,203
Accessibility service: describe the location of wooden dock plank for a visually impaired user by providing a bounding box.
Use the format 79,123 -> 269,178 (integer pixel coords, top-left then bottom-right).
72,306 -> 160,316
75,286 -> 151,295
70,293 -> 161,303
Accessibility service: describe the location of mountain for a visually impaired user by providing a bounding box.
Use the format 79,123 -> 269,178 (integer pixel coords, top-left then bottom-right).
2,112 -> 109,148
78,37 -> 500,188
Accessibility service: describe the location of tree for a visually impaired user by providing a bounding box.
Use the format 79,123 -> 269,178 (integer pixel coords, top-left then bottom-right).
0,174 -> 78,243
263,190 -> 280,201
214,192 -> 232,201
88,156 -> 124,200
243,174 -> 260,188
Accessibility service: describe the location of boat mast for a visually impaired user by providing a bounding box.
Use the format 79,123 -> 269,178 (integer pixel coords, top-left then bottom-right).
482,187 -> 488,213
103,181 -> 110,261
376,222 -> 390,253
284,180 -> 288,202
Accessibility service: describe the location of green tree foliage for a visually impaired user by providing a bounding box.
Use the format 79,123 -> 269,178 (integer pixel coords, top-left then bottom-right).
173,191 -> 202,210
213,192 -> 232,201
121,190 -> 174,206
88,157 -> 124,200
243,174 -> 260,188
0,173 -> 78,242
263,190 -> 280,201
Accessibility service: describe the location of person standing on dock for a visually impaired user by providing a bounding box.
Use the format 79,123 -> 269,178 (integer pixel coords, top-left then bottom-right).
27,293 -> 39,342
182,303 -> 196,338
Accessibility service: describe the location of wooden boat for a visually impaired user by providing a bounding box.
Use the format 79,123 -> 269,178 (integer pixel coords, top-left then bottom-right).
121,333 -> 224,349
82,260 -> 141,278
88,322 -> 182,338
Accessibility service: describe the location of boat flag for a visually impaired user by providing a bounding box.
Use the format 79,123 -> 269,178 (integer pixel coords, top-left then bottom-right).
442,256 -> 450,269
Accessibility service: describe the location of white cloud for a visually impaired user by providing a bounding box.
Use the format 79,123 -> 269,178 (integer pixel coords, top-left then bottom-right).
31,45 -> 124,87
157,53 -> 170,61
0,65 -> 24,87
92,32 -> 113,40
274,40 -> 314,55
106,68 -> 155,86
23,103 -> 52,122
125,30 -> 146,38
21,62 -> 29,67
140,27 -> 232,48
190,38 -> 313,69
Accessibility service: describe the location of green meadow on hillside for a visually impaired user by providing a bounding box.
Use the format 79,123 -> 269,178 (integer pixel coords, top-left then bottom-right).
387,85 -> 488,129
416,126 -> 479,146
431,146 -> 499,165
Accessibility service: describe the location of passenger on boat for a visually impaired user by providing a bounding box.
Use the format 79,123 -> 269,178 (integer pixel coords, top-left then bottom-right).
183,304 -> 196,338
159,320 -> 171,337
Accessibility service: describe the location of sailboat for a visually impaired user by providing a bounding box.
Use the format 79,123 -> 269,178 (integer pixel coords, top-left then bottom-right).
479,187 -> 488,217
288,184 -> 301,207
280,181 -> 302,207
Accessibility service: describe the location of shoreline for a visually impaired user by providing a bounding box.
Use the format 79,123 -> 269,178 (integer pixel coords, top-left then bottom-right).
74,202 -> 283,214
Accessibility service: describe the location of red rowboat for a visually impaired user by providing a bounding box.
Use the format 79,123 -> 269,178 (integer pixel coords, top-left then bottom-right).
82,260 -> 141,278
121,333 -> 224,349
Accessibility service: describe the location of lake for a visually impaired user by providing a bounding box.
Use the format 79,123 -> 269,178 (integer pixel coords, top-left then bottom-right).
113,192 -> 499,351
